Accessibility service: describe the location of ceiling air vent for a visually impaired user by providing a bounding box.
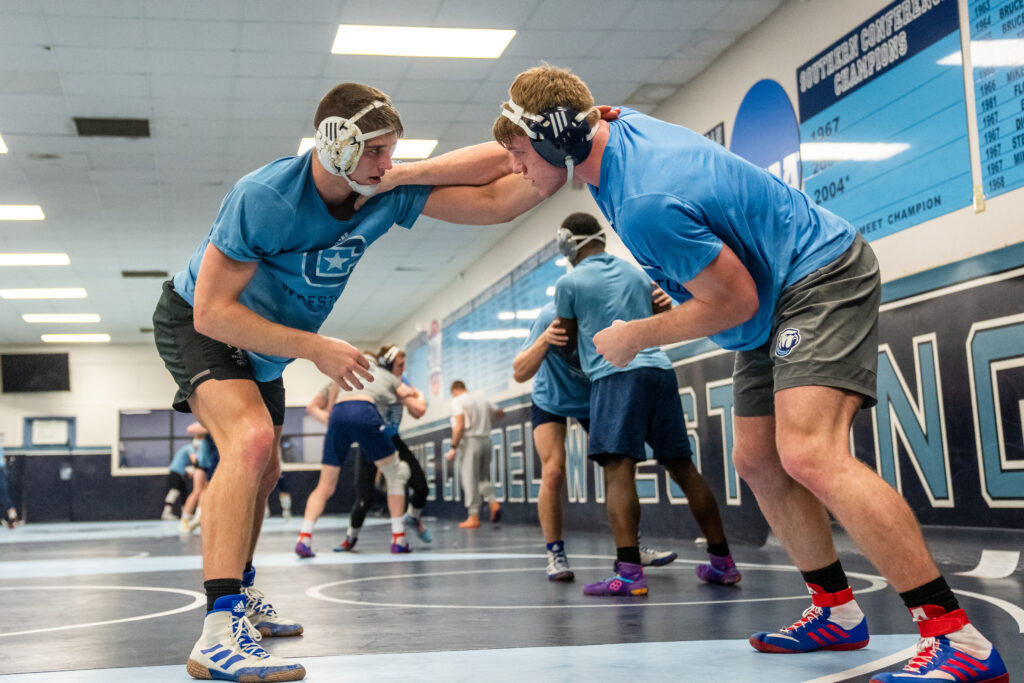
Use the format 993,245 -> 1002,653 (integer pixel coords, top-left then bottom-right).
73,117 -> 150,138
121,270 -> 168,278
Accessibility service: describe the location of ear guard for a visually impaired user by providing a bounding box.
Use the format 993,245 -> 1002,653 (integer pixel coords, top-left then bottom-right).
314,100 -> 393,195
501,97 -> 597,180
556,227 -> 605,262
377,345 -> 402,372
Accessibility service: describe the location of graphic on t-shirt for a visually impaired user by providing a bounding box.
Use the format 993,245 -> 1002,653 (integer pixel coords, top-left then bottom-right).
303,234 -> 366,287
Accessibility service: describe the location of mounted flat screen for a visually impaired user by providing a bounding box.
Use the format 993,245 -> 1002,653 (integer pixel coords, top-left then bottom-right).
0,353 -> 71,392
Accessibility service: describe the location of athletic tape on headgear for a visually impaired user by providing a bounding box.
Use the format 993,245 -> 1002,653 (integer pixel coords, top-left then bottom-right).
556,227 -> 605,262
314,100 -> 393,196
501,96 -> 597,182
378,345 -> 402,373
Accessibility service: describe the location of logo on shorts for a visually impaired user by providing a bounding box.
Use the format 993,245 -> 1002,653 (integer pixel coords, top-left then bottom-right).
228,345 -> 249,367
775,328 -> 801,357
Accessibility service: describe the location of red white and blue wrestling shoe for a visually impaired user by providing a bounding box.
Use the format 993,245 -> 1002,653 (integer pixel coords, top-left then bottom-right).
870,607 -> 1008,682
750,587 -> 869,653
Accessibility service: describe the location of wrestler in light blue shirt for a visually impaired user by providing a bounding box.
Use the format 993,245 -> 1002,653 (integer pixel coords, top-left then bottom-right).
521,303 -> 591,419
589,108 -> 854,351
555,252 -> 672,382
169,443 -> 196,475
172,152 -> 431,381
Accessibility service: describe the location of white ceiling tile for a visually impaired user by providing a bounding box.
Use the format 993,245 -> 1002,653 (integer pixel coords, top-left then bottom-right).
707,0 -> 779,31
151,97 -> 233,119
61,72 -> 150,98
0,70 -> 64,96
502,29 -> 606,59
144,0 -> 244,21
233,76 -> 322,101
67,96 -> 151,118
242,0 -> 344,23
434,0 -> 540,28
147,49 -> 237,76
0,14 -> 51,45
145,19 -> 242,51
594,30 -> 696,59
0,45 -> 59,71
47,16 -> 147,48
337,0 -> 442,25
150,74 -> 234,100
394,79 -> 482,102
236,51 -> 328,78
403,59 -> 495,82
41,0 -> 143,17
621,0 -> 724,30
240,22 -> 337,53
85,151 -> 154,171
525,0 -> 633,30
53,46 -> 147,73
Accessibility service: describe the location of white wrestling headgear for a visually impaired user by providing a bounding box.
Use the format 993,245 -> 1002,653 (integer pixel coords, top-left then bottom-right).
314,100 -> 393,196
556,227 -> 605,262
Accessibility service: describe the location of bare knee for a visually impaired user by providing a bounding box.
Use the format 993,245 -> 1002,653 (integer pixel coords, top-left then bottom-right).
232,421 -> 276,475
775,435 -> 836,496
541,465 -> 565,493
733,443 -> 781,485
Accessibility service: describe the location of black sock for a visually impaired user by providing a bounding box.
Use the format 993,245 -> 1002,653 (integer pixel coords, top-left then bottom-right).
900,576 -> 959,613
706,541 -> 730,558
800,560 -> 849,594
204,578 -> 243,612
617,546 -> 641,565
243,561 -> 254,575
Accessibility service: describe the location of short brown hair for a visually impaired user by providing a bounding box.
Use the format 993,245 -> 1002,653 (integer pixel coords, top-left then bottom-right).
493,64 -> 597,147
314,82 -> 404,138
450,380 -> 466,393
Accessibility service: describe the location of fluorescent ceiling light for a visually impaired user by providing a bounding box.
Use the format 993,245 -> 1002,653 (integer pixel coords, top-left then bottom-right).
498,311 -> 515,320
0,134 -> 7,154
800,142 -> 910,161
546,286 -> 556,296
297,137 -> 438,159
939,40 -> 1024,66
394,139 -> 438,159
0,205 -> 45,220
0,288 -> 87,299
332,25 -> 515,59
457,329 -> 530,341
555,257 -> 568,267
23,313 -> 100,323
42,333 -> 110,343
0,253 -> 70,266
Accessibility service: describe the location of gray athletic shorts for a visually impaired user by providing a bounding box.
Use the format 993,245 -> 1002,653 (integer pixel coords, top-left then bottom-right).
733,233 -> 880,417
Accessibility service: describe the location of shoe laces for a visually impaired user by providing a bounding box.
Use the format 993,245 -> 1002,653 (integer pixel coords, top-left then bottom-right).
243,586 -> 277,618
547,552 -> 569,572
902,637 -> 940,672
231,614 -> 269,659
782,605 -> 824,632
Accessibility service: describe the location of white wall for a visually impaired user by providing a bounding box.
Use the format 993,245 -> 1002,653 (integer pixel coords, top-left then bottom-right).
0,341 -> 374,449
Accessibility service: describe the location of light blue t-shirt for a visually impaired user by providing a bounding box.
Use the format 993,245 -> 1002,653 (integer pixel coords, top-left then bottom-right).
169,444 -> 195,475
589,108 -> 855,352
554,252 -> 673,382
172,152 -> 432,381
521,303 -> 591,418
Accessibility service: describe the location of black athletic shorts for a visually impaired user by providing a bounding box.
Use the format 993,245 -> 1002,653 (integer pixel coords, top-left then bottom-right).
152,280 -> 285,425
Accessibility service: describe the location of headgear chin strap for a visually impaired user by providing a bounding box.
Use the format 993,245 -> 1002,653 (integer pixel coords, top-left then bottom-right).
556,227 -> 605,262
501,97 -> 597,183
315,100 -> 393,197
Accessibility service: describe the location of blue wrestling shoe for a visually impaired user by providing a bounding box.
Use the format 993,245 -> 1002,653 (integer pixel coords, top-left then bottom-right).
333,535 -> 357,552
870,608 -> 1008,682
294,539 -> 314,559
750,587 -> 869,653
186,595 -> 305,681
403,513 -> 433,543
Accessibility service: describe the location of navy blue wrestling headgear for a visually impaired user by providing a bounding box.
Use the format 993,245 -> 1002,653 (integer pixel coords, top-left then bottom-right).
501,97 -> 597,181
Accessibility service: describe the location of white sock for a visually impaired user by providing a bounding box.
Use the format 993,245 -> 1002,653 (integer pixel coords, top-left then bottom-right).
346,525 -> 360,539
406,504 -> 422,520
300,519 -> 315,535
280,493 -> 292,512
828,599 -> 865,630
390,517 -> 405,535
